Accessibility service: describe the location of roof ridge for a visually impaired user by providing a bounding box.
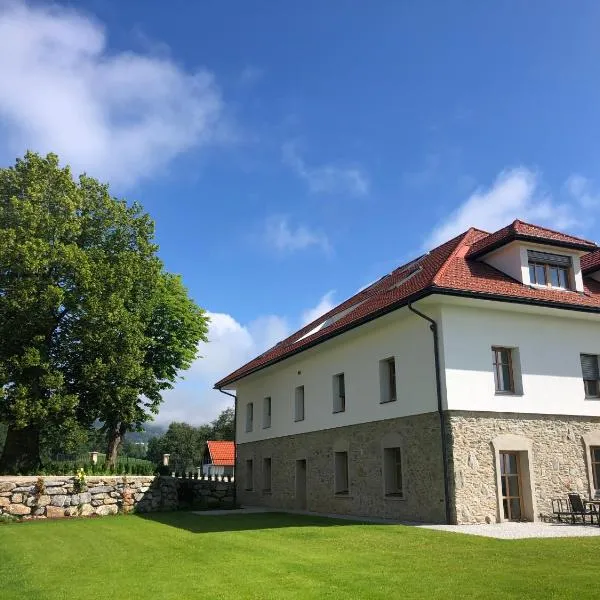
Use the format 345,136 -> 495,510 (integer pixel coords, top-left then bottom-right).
514,219 -> 597,246
432,229 -> 476,286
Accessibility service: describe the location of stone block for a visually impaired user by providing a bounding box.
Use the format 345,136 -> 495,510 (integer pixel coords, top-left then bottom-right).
44,480 -> 66,487
10,493 -> 23,504
0,497 -> 9,507
89,486 -> 113,494
36,495 -> 51,507
65,506 -> 79,517
78,492 -> 92,504
103,498 -> 117,505
8,504 -> 31,515
0,482 -> 16,493
91,500 -> 103,507
51,495 -> 67,507
12,486 -> 34,493
70,494 -> 80,506
134,493 -> 144,502
46,506 -> 65,519
92,493 -> 107,500
46,487 -> 67,495
80,504 -> 94,517
33,506 -> 46,517
95,504 -> 118,516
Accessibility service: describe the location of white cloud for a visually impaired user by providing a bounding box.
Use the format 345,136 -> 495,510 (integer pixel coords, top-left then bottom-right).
301,291 -> 336,325
425,168 -> 582,249
565,174 -> 600,209
157,290 -> 337,425
0,1 -> 226,187
282,142 -> 369,196
157,312 -> 290,425
264,216 -> 331,254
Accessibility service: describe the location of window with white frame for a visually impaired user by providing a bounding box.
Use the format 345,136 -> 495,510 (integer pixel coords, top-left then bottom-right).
527,250 -> 573,290
333,373 -> 346,413
263,396 -> 272,428
334,451 -> 349,494
383,447 -> 403,497
294,386 -> 305,422
245,459 -> 254,491
379,357 -> 397,403
263,457 -> 272,493
245,402 -> 254,432
581,354 -> 600,398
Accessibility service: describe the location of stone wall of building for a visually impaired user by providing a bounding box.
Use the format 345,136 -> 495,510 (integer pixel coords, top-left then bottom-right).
237,412 -> 447,523
0,475 -> 235,519
447,411 -> 600,524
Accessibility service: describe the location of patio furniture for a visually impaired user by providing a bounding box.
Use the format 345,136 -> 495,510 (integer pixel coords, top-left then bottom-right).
568,493 -> 598,525
552,498 -> 578,523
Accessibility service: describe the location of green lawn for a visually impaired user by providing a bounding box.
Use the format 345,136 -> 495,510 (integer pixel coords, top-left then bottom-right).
0,512 -> 598,599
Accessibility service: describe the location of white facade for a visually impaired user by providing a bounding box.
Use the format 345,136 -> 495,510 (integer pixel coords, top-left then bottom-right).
439,300 -> 600,416
235,308 -> 438,443
233,294 -> 600,443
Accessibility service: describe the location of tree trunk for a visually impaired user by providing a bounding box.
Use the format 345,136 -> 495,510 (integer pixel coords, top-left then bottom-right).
105,422 -> 127,469
0,425 -> 41,475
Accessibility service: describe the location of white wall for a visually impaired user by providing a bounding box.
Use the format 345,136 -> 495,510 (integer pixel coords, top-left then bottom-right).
440,302 -> 600,416
234,308 -> 438,442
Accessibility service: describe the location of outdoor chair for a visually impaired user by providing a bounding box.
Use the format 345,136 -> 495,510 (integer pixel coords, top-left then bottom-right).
568,493 -> 598,525
552,498 -> 577,523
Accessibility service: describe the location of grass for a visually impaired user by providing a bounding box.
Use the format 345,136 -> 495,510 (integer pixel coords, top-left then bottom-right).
0,512 -> 599,600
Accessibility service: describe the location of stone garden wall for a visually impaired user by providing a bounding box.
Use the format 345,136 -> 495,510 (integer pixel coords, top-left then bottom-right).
0,475 -> 235,520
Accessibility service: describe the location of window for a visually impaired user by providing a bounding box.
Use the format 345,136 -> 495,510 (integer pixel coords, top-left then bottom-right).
384,447 -> 403,497
294,386 -> 305,421
581,354 -> 600,398
333,373 -> 346,413
334,451 -> 349,494
492,347 -> 515,393
263,397 -> 272,428
245,402 -> 254,432
245,459 -> 254,491
591,447 -> 600,496
527,250 -> 572,290
380,358 -> 397,403
263,458 -> 272,493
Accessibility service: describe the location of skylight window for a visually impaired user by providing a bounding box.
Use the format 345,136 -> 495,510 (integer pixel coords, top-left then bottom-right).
388,266 -> 422,291
295,301 -> 366,343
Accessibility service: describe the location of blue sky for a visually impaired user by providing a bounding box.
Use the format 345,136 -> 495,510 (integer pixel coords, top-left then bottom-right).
1,1 -> 599,423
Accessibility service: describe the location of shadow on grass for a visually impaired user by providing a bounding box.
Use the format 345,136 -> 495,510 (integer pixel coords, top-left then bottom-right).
134,510 -> 383,534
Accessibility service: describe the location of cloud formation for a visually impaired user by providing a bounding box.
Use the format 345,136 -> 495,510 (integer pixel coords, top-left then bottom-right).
426,168 -> 585,249
264,216 -> 331,254
282,142 -> 369,197
0,1 -> 226,186
301,291 -> 336,325
157,292 -> 336,425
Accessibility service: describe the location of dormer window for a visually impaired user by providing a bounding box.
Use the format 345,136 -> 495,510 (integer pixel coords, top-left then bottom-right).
527,251 -> 572,290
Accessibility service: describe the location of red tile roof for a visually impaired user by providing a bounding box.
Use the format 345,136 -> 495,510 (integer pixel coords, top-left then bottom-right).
206,441 -> 235,466
581,250 -> 600,274
467,219 -> 596,258
215,221 -> 599,388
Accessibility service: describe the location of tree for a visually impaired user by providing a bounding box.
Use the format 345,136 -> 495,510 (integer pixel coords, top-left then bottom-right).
210,407 -> 234,440
0,152 -> 208,473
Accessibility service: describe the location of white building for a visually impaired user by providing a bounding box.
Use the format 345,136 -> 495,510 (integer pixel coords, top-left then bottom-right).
216,220 -> 600,523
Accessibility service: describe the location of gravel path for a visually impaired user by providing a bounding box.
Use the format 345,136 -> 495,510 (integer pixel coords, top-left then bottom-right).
417,522 -> 600,539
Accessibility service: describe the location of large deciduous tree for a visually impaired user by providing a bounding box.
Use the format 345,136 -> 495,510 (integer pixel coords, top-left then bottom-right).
0,152 -> 208,473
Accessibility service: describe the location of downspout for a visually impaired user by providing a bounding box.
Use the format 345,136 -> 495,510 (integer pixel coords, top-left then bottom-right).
408,302 -> 453,525
217,388 -> 238,508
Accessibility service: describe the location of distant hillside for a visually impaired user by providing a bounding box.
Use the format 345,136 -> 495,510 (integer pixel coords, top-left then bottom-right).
124,424 -> 167,444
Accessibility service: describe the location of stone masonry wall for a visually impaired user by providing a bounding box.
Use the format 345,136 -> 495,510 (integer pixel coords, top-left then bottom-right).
448,412 -> 600,524
0,475 -> 234,520
237,412 -> 446,523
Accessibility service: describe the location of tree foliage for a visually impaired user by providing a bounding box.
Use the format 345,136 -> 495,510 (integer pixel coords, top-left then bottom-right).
0,152 -> 208,473
146,408 -> 235,473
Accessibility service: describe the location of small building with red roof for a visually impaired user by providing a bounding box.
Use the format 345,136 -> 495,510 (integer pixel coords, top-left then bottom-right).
216,220 -> 600,524
201,440 -> 235,478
